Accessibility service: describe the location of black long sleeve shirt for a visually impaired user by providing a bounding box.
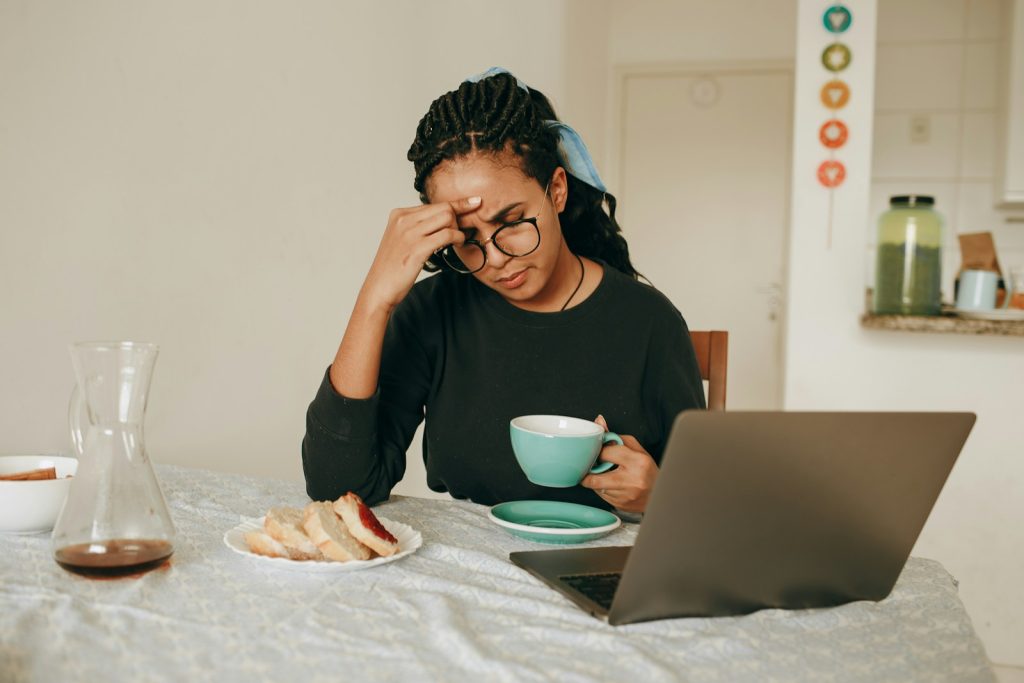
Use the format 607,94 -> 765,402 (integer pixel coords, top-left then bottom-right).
302,264 -> 706,508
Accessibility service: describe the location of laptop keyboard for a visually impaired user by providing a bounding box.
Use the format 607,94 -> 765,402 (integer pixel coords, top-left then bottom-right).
560,572 -> 622,610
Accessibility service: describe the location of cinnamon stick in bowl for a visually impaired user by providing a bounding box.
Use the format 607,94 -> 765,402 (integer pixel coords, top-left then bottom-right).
0,467 -> 57,481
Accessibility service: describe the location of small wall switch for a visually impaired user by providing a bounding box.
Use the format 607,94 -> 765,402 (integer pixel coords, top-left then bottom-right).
910,115 -> 930,144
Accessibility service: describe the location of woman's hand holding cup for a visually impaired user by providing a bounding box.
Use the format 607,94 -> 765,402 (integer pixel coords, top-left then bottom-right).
580,415 -> 658,514
509,415 -> 620,488
508,414 -> 658,514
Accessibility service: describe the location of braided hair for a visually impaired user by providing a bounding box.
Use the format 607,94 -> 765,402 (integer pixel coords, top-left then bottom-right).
407,72 -> 640,279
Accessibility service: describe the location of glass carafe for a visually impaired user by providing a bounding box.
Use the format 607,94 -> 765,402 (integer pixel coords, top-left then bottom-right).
52,341 -> 175,576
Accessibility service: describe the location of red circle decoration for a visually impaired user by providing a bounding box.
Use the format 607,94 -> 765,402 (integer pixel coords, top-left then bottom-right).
819,119 -> 848,149
817,160 -> 846,188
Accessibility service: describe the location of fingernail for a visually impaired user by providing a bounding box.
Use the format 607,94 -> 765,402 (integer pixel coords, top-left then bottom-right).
468,196 -> 481,206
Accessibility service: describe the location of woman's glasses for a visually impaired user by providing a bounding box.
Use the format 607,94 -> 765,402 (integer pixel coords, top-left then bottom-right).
438,185 -> 549,274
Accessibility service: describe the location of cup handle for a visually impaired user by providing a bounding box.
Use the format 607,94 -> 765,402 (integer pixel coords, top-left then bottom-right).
68,385 -> 86,458
1001,276 -> 1013,310
590,432 -> 623,474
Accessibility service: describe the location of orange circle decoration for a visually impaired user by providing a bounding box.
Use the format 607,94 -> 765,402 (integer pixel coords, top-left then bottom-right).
819,119 -> 849,149
817,160 -> 846,188
820,79 -> 851,109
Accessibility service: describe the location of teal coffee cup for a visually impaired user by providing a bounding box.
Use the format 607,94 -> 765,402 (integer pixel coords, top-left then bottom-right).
510,415 -> 622,488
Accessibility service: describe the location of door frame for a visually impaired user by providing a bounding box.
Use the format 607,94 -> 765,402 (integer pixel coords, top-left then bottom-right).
608,60 -> 796,407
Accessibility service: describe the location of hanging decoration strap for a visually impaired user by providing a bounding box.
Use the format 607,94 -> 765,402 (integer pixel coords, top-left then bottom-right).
817,4 -> 854,249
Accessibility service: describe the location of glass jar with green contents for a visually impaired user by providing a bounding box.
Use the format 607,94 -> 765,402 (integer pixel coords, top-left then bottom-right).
872,195 -> 943,315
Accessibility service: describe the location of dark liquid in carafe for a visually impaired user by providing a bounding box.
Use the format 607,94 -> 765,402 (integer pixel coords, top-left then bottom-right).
55,539 -> 173,577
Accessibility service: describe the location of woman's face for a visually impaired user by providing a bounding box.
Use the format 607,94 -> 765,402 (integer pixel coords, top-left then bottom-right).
425,153 -> 571,309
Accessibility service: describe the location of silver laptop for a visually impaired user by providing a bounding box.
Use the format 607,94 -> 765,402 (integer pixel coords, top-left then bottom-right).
510,411 -> 976,626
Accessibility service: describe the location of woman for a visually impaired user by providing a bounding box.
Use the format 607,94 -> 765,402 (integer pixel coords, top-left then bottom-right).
302,69 -> 705,514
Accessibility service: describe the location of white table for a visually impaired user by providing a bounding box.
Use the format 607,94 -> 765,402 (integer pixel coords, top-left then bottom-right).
0,465 -> 995,682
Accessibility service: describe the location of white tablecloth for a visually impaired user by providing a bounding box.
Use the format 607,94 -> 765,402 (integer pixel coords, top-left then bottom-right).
0,465 -> 994,682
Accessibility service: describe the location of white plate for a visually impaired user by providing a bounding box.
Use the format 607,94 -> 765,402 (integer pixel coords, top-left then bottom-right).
223,515 -> 422,572
953,308 -> 1024,321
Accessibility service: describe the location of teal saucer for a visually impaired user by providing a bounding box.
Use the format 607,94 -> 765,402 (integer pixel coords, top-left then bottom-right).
488,500 -> 621,545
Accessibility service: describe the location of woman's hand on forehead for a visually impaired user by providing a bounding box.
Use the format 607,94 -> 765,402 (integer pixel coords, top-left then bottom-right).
359,195 -> 482,311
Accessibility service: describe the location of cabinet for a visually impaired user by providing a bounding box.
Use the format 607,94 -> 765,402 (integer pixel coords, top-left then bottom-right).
1003,0 -> 1024,205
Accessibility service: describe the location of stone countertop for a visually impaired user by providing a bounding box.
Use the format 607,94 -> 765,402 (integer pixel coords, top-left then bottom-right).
861,312 -> 1024,337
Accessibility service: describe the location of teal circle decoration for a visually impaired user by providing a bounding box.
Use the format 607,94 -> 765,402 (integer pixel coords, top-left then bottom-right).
823,5 -> 853,33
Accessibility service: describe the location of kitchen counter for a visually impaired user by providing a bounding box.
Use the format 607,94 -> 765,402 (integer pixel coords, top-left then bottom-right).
860,312 -> 1024,337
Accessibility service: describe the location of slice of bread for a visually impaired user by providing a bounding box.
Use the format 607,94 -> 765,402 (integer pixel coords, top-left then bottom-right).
333,492 -> 400,557
244,530 -> 291,559
264,506 -> 324,561
302,501 -> 372,562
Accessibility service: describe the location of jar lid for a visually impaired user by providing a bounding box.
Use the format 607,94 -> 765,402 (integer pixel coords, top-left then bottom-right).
890,195 -> 935,207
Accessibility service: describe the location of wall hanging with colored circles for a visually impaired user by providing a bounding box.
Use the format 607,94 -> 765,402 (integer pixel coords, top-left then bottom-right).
817,3 -> 853,248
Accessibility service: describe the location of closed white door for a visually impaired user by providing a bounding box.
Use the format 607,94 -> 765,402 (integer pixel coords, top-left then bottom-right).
617,67 -> 793,409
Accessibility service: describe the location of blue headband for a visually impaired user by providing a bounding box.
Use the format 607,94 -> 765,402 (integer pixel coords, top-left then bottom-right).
464,67 -> 608,194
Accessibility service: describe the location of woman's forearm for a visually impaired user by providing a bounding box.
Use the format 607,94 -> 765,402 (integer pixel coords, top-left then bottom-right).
328,289 -> 394,399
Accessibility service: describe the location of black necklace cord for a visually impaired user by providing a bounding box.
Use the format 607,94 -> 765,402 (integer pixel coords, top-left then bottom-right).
560,252 -> 585,312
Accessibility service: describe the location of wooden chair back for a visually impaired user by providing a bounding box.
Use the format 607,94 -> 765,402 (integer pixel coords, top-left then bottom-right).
689,330 -> 729,411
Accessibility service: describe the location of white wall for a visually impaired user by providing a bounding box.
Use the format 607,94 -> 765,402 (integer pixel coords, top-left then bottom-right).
606,0 -> 798,64
786,0 -> 1024,667
599,0 -> 798,175
0,0 -> 568,483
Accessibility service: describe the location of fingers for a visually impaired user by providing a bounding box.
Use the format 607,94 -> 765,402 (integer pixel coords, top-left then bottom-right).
581,471 -> 630,491
366,196 -> 481,309
386,208 -> 467,264
449,196 -> 482,214
423,227 -> 466,254
393,196 -> 480,219
582,468 -> 653,514
408,202 -> 483,249
415,196 -> 482,224
592,416 -> 646,455
582,454 -> 644,489
619,434 -> 646,453
598,438 -> 650,465
391,197 -> 480,234
583,474 -> 639,511
593,448 -> 633,467
403,206 -> 465,238
580,436 -> 659,514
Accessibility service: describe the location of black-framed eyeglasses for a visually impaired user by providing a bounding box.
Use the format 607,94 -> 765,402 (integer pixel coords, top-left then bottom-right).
438,184 -> 550,274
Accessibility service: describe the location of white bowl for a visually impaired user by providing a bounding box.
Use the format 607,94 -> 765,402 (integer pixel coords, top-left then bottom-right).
0,455 -> 79,534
